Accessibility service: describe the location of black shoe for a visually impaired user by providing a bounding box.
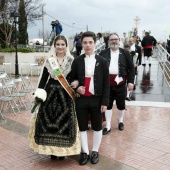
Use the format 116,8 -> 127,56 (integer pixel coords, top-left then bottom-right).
126,97 -> 131,101
149,63 -> 151,66
51,155 -> 57,160
91,151 -> 99,164
79,153 -> 90,165
142,64 -> 146,66
58,156 -> 65,161
118,122 -> 124,131
102,128 -> 111,135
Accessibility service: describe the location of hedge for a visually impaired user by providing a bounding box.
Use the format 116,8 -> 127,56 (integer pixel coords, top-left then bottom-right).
0,47 -> 37,53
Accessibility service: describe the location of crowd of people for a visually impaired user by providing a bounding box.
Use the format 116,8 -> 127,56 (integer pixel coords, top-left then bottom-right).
28,29 -> 158,166
73,32 -> 105,57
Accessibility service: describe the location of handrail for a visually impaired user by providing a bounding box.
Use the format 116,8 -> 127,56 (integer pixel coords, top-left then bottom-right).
95,43 -> 106,54
80,43 -> 106,55
155,44 -> 170,87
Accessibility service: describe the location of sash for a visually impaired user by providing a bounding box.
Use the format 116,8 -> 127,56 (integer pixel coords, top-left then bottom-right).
48,56 -> 75,101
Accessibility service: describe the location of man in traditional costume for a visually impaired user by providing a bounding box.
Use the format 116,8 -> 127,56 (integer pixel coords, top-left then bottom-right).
100,33 -> 134,134
126,37 -> 142,100
141,31 -> 157,66
70,31 -> 109,165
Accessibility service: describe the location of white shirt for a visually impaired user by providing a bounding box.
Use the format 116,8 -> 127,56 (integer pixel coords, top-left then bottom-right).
84,54 -> 96,94
109,49 -> 119,74
130,43 -> 135,51
84,54 -> 96,77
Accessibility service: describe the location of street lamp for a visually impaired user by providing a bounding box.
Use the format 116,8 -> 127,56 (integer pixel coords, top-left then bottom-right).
10,0 -> 20,77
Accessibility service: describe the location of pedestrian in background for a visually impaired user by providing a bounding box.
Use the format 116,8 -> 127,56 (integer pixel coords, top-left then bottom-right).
55,20 -> 63,36
141,31 -> 157,66
74,32 -> 83,56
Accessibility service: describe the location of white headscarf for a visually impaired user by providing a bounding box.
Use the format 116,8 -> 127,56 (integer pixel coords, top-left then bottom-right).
37,35 -> 74,87
47,35 -> 74,78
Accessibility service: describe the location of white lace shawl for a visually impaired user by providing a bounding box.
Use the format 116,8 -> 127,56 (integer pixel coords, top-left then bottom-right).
37,37 -> 74,87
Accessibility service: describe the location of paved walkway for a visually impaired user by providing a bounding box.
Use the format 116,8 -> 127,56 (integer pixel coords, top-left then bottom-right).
0,57 -> 170,170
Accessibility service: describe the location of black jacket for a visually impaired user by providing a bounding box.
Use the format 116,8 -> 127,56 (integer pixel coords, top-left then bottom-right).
130,44 -> 142,65
99,48 -> 135,84
141,35 -> 157,47
70,54 -> 110,106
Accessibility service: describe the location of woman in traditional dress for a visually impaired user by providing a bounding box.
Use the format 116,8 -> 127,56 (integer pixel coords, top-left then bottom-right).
28,35 -> 81,160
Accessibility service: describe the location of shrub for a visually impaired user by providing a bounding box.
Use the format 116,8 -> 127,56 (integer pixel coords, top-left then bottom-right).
0,47 -> 37,53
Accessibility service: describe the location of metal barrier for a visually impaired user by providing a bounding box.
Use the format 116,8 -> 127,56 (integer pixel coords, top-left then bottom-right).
155,44 -> 170,87
79,43 -> 106,56
95,43 -> 106,54
17,44 -> 51,52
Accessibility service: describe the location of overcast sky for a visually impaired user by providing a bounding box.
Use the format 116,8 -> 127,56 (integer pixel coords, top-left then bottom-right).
28,0 -> 170,41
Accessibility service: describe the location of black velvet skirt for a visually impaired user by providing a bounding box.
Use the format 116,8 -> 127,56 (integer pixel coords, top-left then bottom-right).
34,79 -> 77,147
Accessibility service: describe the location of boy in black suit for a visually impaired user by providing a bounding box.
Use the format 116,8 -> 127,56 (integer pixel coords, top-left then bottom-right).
70,31 -> 109,165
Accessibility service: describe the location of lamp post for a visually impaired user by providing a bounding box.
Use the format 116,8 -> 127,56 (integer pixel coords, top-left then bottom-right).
10,0 -> 20,77
72,23 -> 75,38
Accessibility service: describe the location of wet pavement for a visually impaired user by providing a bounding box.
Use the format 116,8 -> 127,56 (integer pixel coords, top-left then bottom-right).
131,59 -> 170,102
0,57 -> 170,170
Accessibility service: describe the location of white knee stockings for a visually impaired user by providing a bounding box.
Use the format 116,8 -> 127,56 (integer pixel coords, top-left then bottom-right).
144,56 -> 151,64
80,130 -> 102,154
118,109 -> 125,123
105,109 -> 112,130
80,131 -> 89,154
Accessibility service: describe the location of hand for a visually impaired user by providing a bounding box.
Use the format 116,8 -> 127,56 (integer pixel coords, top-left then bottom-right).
127,83 -> 134,91
134,64 -> 137,67
70,80 -> 79,88
31,96 -> 43,113
101,105 -> 107,113
77,86 -> 85,95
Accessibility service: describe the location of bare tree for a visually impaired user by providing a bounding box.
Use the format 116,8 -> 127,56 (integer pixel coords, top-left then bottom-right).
25,0 -> 44,25
0,0 -> 44,47
0,0 -> 14,47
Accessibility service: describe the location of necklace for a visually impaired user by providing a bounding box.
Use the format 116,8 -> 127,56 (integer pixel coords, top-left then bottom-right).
57,57 -> 64,67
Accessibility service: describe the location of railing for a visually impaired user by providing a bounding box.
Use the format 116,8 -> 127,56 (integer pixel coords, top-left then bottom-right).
79,42 -> 106,56
155,44 -> 170,87
95,43 -> 106,54
17,44 -> 51,52
17,41 -> 106,55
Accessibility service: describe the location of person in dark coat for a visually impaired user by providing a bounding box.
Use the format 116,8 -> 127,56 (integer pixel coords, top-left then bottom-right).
166,38 -> 170,61
104,35 -> 109,49
70,31 -> 109,165
141,31 -> 157,66
74,32 -> 83,56
55,20 -> 63,36
99,33 -> 135,134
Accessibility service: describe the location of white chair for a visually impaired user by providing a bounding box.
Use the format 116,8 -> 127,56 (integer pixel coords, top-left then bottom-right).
0,73 -> 21,119
30,63 -> 41,76
3,63 -> 11,77
12,76 -> 34,103
20,62 -> 30,76
1,73 -> 31,111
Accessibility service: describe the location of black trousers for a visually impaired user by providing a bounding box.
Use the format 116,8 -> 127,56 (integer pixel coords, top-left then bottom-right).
75,96 -> 102,131
107,84 -> 126,110
135,67 -> 137,75
144,48 -> 152,57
